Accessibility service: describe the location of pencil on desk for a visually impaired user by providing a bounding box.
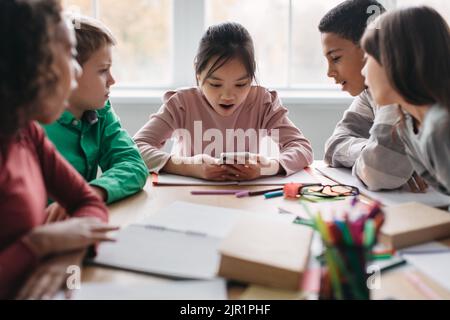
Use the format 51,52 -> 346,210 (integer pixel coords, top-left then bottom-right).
293,216 -> 316,228
264,190 -> 284,199
191,190 -> 247,195
236,188 -> 283,198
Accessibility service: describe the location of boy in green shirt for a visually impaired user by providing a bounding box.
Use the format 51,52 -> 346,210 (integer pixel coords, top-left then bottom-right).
44,15 -> 148,220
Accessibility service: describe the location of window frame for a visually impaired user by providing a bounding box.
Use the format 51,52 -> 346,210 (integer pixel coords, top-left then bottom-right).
70,0 -> 401,97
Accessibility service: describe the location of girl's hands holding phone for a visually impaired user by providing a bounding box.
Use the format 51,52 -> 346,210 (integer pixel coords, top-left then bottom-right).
164,153 -> 283,181
221,153 -> 282,181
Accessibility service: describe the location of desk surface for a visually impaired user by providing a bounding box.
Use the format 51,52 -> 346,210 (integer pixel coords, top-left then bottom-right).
82,163 -> 450,300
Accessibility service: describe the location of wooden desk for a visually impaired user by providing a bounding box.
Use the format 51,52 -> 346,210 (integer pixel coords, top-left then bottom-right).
82,163 -> 450,300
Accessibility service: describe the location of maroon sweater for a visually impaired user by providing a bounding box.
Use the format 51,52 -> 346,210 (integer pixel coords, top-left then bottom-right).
0,122 -> 108,299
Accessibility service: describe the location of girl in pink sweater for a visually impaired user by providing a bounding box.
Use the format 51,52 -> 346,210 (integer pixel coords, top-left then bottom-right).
134,22 -> 313,181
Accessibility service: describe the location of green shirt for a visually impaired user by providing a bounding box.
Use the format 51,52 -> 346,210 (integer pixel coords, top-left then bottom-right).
43,101 -> 148,204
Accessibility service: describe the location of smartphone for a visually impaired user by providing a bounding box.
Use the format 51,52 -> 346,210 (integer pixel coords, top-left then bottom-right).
220,152 -> 251,165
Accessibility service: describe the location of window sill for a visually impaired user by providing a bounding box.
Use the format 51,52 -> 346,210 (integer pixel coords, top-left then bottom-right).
109,88 -> 353,106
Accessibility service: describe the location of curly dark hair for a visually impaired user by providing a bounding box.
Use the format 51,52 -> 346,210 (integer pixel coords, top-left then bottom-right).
0,0 -> 62,137
318,0 -> 386,44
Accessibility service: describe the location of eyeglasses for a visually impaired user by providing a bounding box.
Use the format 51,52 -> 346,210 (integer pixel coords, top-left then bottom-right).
299,184 -> 359,198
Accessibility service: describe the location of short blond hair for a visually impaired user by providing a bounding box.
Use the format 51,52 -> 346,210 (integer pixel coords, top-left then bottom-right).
67,14 -> 116,65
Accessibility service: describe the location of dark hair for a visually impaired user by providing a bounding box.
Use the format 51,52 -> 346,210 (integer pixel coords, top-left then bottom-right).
69,15 -> 116,65
194,22 -> 256,85
362,6 -> 450,111
319,0 -> 386,44
0,0 -> 62,137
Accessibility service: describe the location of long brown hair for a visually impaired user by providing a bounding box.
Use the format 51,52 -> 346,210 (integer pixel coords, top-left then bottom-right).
362,6 -> 450,112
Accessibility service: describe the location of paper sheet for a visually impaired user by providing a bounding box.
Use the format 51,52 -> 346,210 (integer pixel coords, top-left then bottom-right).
55,279 -> 227,300
138,201 -> 249,238
92,224 -> 222,279
138,201 -> 294,238
400,242 -> 450,292
153,169 -> 319,186
316,167 -> 450,207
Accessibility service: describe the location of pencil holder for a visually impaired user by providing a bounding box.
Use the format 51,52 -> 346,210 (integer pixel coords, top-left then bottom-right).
312,200 -> 385,300
319,244 -> 372,300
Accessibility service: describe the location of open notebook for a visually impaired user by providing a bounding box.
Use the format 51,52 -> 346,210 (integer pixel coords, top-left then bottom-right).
90,201 -> 295,280
90,202 -> 255,279
90,224 -> 222,279
152,168 -> 319,186
316,167 -> 450,208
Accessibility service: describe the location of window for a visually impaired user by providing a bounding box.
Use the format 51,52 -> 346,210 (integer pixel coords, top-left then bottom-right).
63,0 -> 449,90
206,0 -> 349,88
63,0 -> 172,86
396,0 -> 450,22
291,0 -> 343,86
206,0 -> 290,87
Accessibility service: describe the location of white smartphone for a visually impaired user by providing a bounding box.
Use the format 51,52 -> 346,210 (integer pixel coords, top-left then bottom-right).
220,152 -> 251,165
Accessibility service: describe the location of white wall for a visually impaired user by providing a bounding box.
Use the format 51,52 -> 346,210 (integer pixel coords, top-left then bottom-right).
111,100 -> 349,160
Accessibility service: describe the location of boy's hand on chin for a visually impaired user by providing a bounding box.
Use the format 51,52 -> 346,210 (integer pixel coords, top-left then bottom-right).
407,172 -> 428,193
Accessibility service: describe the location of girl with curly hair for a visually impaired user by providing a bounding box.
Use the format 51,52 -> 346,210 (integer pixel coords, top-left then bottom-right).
0,0 -> 117,299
